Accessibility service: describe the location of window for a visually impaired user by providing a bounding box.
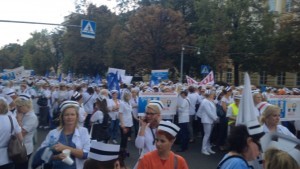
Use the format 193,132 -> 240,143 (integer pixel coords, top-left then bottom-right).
268,0 -> 276,12
286,0 -> 292,12
226,68 -> 232,84
260,71 -> 267,85
277,72 -> 286,86
297,73 -> 300,86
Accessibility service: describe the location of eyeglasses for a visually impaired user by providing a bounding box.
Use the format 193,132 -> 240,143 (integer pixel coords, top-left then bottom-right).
145,112 -> 157,116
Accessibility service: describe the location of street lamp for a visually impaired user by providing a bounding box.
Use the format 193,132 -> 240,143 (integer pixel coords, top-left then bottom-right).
180,45 -> 201,83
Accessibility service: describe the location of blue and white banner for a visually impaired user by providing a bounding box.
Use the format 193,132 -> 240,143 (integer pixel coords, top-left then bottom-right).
138,92 -> 178,116
268,95 -> 300,121
150,69 -> 168,86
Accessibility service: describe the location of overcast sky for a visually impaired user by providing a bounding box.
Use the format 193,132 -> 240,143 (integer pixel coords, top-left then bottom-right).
0,0 -> 117,48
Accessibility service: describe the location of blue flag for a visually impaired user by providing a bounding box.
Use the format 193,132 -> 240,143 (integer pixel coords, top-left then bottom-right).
94,73 -> 102,85
58,73 -> 62,82
45,70 -> 49,78
107,72 -> 120,95
66,70 -> 72,83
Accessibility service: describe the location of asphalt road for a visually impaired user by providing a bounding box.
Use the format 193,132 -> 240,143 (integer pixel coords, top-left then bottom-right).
32,128 -> 225,169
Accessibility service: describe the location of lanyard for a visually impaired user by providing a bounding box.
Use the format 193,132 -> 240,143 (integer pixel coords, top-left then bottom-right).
150,128 -> 156,145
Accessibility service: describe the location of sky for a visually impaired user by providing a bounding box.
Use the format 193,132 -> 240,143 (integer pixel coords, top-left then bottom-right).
0,0 -> 117,48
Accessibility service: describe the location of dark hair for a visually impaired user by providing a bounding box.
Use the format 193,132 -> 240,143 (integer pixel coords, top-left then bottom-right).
87,87 -> 94,95
95,99 -> 109,114
227,125 -> 250,153
180,90 -> 188,96
188,86 -> 195,93
71,95 -> 82,101
157,130 -> 175,141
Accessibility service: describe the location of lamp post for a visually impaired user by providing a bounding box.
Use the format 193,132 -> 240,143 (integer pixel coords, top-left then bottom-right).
180,45 -> 201,83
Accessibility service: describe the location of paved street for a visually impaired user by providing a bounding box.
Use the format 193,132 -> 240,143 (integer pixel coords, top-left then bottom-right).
33,128 -> 225,169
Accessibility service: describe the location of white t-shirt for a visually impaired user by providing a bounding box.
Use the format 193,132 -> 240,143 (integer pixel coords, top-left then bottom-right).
90,110 -> 104,124
119,101 -> 133,127
22,111 -> 39,155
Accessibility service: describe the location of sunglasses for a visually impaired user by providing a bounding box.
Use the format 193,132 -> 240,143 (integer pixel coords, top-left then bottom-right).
145,112 -> 157,116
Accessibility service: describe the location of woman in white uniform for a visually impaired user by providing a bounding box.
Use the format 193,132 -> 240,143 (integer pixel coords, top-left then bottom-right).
119,92 -> 133,159
196,90 -> 219,155
134,100 -> 163,168
260,104 -> 296,138
0,98 -> 23,169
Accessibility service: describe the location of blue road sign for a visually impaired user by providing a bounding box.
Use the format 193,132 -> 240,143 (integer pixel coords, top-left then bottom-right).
201,65 -> 210,74
81,20 -> 96,39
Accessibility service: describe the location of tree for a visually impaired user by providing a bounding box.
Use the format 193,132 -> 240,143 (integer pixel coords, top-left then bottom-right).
22,30 -> 55,75
62,4 -> 118,75
117,5 -> 190,72
0,43 -> 23,70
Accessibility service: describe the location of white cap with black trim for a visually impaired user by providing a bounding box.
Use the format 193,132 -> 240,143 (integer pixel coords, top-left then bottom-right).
260,132 -> 300,165
148,100 -> 164,112
59,100 -> 79,112
158,120 -> 180,137
19,94 -> 31,101
88,141 -> 120,161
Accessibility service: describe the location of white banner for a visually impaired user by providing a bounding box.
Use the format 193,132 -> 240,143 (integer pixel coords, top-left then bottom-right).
138,92 -> 178,116
121,75 -> 133,85
108,68 -> 126,76
268,95 -> 300,121
186,71 -> 214,86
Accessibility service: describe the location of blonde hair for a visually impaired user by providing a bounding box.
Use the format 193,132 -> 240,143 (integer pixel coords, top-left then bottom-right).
264,148 -> 299,169
0,99 -> 8,114
146,105 -> 160,114
58,106 -> 79,129
260,105 -> 280,124
15,97 -> 33,110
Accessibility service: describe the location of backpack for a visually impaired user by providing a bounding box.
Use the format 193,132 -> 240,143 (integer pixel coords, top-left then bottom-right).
37,96 -> 48,107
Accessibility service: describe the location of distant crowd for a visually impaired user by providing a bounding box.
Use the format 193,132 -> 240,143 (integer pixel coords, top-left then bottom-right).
0,76 -> 299,169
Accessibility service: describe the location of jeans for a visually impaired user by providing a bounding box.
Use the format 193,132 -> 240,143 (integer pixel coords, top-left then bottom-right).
109,119 -> 119,140
179,123 -> 189,150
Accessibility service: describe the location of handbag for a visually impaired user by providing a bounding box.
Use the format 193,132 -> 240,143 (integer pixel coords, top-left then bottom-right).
7,115 -> 28,163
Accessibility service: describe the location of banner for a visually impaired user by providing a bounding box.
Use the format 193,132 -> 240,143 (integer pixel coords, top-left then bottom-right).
199,71 -> 214,85
186,71 -> 214,86
150,69 -> 168,86
138,92 -> 178,116
108,68 -> 126,76
268,95 -> 300,121
186,75 -> 198,85
1,66 -> 27,80
121,75 -> 133,85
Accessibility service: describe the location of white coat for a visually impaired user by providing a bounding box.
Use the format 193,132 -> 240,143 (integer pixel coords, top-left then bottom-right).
196,98 -> 218,124
40,127 -> 91,169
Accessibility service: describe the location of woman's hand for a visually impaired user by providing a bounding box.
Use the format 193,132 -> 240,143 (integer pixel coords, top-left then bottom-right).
53,153 -> 68,160
53,142 -> 68,152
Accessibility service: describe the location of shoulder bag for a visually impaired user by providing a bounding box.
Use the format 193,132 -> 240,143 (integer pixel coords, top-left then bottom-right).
7,115 -> 28,163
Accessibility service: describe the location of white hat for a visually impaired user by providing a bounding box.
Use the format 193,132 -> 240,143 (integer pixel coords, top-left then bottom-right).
4,88 -> 16,97
236,73 -> 264,138
244,120 -> 264,139
147,100 -> 164,112
19,94 -> 31,101
158,120 -> 180,137
233,94 -> 242,100
225,86 -> 231,92
71,91 -> 82,101
260,132 -> 300,165
88,141 -> 120,161
59,100 -> 79,112
256,102 -> 271,115
110,90 -> 119,95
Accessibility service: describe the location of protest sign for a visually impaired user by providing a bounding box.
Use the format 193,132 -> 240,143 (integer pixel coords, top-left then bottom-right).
138,92 -> 177,116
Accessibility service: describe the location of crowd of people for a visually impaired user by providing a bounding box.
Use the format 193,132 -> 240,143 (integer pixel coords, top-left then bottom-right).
0,76 -> 299,169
